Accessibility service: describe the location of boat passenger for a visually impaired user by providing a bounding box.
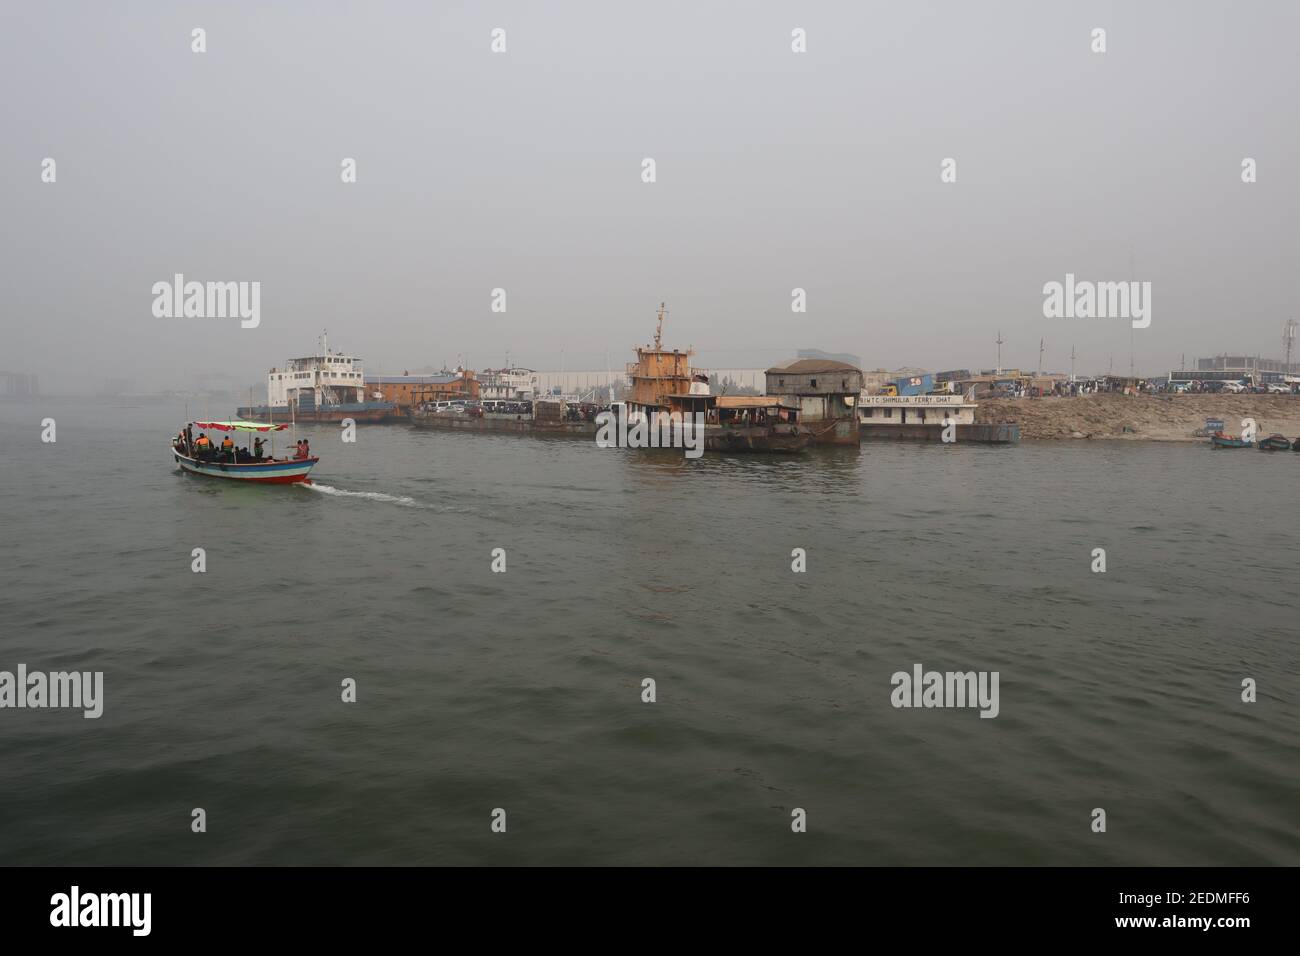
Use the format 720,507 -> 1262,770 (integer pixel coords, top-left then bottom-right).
194,433 -> 212,457
221,435 -> 235,459
293,440 -> 307,460
253,437 -> 266,460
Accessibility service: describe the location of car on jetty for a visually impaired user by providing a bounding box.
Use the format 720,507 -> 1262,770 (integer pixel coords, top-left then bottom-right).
171,421 -> 319,484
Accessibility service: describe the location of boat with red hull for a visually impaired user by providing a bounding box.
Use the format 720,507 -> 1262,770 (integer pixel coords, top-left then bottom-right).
172,420 -> 319,484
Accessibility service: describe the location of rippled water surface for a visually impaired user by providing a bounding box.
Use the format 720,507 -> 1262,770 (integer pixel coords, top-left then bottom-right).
0,400 -> 1296,865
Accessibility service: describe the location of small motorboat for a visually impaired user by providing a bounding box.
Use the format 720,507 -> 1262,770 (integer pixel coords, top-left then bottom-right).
1209,431 -> 1252,448
1258,434 -> 1292,451
171,420 -> 318,483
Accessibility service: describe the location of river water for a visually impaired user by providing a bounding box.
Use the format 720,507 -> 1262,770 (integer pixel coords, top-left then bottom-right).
0,399 -> 1296,865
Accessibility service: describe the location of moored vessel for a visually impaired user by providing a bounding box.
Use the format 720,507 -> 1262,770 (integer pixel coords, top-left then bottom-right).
630,303 -> 817,453
171,421 -> 318,484
409,304 -> 818,453
236,332 -> 402,422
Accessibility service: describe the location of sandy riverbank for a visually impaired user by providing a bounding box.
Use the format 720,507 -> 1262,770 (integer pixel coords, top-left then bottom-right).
975,394 -> 1300,441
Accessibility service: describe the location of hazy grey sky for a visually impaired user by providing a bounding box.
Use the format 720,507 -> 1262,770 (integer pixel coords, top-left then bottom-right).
4,1 -> 1298,393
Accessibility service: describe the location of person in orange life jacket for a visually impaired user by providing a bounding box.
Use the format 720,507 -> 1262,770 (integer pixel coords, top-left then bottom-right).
220,435 -> 235,459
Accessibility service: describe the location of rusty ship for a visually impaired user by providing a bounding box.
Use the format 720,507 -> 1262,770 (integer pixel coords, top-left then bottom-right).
408,304 -> 813,453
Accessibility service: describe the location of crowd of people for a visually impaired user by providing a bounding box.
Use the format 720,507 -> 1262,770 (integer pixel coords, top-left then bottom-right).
172,425 -> 313,464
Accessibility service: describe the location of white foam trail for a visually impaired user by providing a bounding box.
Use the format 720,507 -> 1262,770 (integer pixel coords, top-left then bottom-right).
302,483 -> 420,507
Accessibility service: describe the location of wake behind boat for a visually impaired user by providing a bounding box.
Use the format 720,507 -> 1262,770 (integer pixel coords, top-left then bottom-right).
171,420 -> 319,484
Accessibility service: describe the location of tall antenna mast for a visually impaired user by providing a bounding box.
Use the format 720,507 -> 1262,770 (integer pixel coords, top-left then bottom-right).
1037,337 -> 1045,381
1128,247 -> 1136,379
655,302 -> 666,350
1070,345 -> 1076,383
1284,319 -> 1298,376
995,330 -> 1004,375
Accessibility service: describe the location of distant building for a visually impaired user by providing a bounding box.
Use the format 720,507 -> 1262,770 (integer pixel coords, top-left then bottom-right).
766,358 -> 863,445
366,371 -> 480,405
1169,354 -> 1292,384
1,372 -> 38,398
478,367 -> 535,401
796,348 -> 863,369
1197,354 -> 1289,373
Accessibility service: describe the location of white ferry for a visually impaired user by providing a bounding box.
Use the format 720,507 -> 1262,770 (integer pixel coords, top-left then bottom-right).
236,332 -> 401,423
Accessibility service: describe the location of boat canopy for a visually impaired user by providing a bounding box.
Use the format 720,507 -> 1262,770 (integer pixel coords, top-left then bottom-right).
190,420 -> 288,432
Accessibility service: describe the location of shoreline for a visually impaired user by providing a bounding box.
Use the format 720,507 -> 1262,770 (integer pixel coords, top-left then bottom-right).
975,394 -> 1300,442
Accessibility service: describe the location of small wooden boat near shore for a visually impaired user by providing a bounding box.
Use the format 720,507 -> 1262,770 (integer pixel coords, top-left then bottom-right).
1257,434 -> 1292,451
1210,431 -> 1252,449
171,420 -> 319,484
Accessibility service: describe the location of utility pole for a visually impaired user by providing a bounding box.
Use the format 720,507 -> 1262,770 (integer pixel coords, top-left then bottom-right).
996,330 -> 1004,375
1070,345 -> 1076,383
1037,338 -> 1044,381
1129,246 -> 1136,380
